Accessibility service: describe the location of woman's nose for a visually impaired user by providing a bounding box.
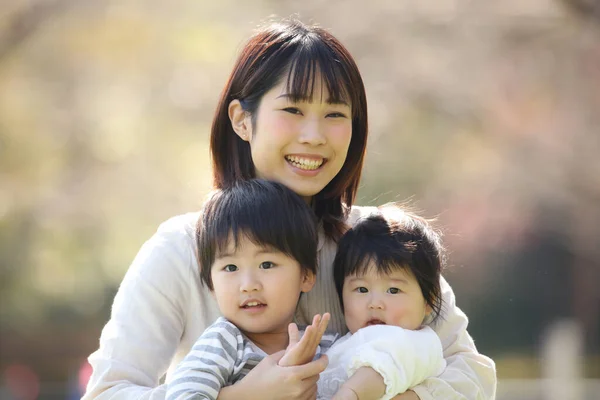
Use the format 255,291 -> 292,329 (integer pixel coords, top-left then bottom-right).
298,118 -> 326,146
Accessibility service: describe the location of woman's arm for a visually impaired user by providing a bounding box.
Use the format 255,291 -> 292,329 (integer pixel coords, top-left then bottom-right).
409,277 -> 497,400
83,219 -> 194,399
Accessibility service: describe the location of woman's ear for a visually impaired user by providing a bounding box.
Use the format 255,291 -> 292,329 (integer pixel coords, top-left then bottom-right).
300,271 -> 316,293
228,99 -> 252,141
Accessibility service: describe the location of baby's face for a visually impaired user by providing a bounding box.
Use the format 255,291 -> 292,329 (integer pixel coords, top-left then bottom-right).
342,263 -> 431,334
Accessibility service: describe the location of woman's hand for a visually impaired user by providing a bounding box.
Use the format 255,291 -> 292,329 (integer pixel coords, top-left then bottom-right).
279,313 -> 331,367
218,350 -> 328,400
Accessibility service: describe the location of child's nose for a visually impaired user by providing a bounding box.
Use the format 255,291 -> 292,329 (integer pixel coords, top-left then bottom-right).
368,295 -> 385,310
239,273 -> 262,292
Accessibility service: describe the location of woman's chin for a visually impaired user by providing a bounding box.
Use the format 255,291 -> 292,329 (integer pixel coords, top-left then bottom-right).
288,185 -> 323,201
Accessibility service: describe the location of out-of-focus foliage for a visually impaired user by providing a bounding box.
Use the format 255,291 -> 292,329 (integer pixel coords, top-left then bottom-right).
1,0 -> 599,396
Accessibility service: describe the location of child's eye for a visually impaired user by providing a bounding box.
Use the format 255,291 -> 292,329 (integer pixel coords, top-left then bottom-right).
223,264 -> 238,272
259,261 -> 274,269
326,112 -> 348,119
355,287 -> 368,293
387,287 -> 400,294
282,107 -> 302,115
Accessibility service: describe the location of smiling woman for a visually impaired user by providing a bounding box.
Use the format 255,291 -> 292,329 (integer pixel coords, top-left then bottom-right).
210,20 -> 368,239
83,18 -> 496,400
228,75 -> 353,200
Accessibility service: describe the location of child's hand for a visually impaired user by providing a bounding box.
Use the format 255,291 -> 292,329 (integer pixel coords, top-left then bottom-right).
279,313 -> 330,367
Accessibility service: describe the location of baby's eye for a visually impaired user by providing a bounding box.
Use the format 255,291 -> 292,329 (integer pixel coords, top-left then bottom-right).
355,287 -> 368,293
259,261 -> 274,269
387,287 -> 400,294
224,264 -> 238,272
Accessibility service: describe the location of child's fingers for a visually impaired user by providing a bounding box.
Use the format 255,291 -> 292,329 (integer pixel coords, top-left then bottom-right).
311,314 -> 321,330
317,313 -> 331,337
301,325 -> 316,354
288,322 -> 300,348
308,314 -> 323,352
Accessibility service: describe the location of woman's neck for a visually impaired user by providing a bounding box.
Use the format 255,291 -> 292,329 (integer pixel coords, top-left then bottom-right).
243,329 -> 289,355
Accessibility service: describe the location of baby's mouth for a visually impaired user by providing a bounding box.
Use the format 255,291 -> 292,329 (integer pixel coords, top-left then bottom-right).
366,319 -> 386,326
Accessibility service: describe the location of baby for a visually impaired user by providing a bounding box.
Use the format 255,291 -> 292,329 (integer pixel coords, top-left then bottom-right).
319,205 -> 447,400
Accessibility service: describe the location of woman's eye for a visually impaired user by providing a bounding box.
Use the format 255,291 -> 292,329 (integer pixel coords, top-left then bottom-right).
224,264 -> 238,272
356,287 -> 368,293
388,287 -> 400,294
326,112 -> 347,118
282,107 -> 302,115
259,261 -> 274,269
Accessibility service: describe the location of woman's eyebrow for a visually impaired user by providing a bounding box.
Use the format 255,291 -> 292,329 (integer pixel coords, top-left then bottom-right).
275,93 -> 349,106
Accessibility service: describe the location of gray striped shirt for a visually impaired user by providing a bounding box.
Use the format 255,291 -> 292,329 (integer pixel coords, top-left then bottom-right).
166,317 -> 337,400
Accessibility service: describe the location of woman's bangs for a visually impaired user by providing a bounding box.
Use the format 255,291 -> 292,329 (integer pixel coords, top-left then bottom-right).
283,44 -> 351,106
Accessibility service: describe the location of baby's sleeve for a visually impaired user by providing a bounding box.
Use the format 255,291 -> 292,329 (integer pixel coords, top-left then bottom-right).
346,326 -> 445,400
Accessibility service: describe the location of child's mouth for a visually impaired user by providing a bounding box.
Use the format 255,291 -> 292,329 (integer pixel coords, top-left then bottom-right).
366,319 -> 385,326
241,300 -> 266,309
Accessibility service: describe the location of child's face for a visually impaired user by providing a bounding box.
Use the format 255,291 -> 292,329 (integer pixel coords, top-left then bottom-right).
211,235 -> 315,335
342,263 -> 431,334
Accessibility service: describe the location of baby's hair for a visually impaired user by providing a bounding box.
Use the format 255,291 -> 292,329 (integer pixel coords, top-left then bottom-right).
333,204 -> 445,320
196,179 -> 318,290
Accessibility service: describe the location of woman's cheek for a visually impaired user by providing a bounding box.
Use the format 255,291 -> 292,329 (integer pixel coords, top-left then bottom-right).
265,115 -> 295,139
330,123 -> 352,148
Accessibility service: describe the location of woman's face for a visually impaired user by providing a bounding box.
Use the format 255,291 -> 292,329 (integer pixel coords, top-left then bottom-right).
241,76 -> 353,199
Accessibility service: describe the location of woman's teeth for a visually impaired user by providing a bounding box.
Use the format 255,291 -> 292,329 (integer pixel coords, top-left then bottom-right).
285,156 -> 324,170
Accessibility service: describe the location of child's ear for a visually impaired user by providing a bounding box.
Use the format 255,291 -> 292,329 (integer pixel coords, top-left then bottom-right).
300,271 -> 316,293
228,99 -> 252,142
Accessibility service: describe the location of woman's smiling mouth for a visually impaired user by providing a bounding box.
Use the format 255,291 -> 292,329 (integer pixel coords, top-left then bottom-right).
285,155 -> 326,171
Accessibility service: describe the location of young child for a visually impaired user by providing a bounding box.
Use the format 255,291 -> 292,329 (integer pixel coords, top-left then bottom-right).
165,179 -> 334,400
318,205 -> 448,400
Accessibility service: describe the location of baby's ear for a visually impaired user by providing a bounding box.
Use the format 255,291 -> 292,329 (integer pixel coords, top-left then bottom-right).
425,303 -> 433,315
300,270 -> 316,293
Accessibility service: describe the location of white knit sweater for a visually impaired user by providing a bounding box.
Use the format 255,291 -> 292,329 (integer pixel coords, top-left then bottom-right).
84,206 -> 497,400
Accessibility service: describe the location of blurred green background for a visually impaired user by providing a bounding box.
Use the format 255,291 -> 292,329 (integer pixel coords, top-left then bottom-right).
1,0 -> 599,399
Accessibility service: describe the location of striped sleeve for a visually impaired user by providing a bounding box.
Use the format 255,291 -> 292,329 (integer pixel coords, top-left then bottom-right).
166,318 -> 243,400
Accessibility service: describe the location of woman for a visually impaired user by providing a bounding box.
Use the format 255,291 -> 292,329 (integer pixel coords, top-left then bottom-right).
84,19 -> 496,400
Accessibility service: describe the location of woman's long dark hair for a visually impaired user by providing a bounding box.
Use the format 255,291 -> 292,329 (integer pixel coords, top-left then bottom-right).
210,19 -> 368,239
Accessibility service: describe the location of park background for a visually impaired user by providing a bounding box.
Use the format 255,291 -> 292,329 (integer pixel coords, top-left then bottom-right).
1,0 -> 599,399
